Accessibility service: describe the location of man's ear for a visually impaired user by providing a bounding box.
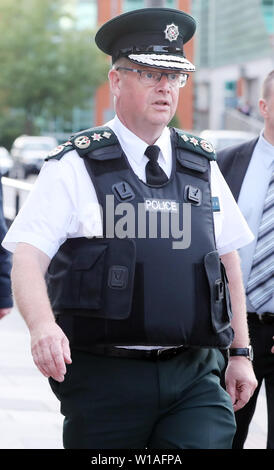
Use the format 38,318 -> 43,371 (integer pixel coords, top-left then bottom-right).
108,68 -> 121,98
258,98 -> 267,119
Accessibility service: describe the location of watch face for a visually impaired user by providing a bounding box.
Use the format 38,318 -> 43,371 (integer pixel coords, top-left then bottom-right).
249,345 -> 254,361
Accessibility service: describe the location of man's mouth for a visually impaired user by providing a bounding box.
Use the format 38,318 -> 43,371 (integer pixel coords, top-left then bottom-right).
153,100 -> 170,108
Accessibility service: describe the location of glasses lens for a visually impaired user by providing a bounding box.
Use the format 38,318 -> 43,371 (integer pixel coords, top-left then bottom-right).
138,70 -> 189,88
167,73 -> 180,86
140,71 -> 160,85
179,74 -> 189,88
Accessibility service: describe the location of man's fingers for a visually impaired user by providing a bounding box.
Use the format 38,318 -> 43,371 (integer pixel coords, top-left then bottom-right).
30,324 -> 71,381
32,337 -> 68,381
50,342 -> 67,381
32,348 -> 50,378
232,382 -> 257,412
233,388 -> 250,411
62,336 -> 72,364
233,399 -> 246,412
40,339 -> 61,380
226,380 -> 236,406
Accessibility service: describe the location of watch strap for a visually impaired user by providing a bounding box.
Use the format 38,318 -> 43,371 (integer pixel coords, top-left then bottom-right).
229,346 -> 253,361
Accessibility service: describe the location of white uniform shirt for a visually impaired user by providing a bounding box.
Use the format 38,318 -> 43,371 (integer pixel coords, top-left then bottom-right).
2,116 -> 254,257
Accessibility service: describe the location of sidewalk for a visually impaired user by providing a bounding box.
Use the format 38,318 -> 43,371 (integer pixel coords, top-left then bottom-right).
0,307 -> 63,449
0,307 -> 267,449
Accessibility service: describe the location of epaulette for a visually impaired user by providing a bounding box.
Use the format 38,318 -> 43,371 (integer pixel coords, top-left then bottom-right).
175,129 -> 216,161
45,126 -> 118,161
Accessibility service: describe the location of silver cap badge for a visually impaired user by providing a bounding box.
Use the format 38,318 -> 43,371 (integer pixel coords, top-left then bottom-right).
164,23 -> 179,42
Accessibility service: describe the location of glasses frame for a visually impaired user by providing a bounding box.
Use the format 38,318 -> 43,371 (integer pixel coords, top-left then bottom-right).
115,66 -> 189,88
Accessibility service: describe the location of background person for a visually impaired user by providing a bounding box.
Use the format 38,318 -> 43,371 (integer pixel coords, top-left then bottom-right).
2,8 -> 257,449
0,176 -> 13,319
218,70 -> 274,449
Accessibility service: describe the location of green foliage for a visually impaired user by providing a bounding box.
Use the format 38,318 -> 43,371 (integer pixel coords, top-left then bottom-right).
169,114 -> 181,129
0,0 -> 108,144
0,110 -> 38,151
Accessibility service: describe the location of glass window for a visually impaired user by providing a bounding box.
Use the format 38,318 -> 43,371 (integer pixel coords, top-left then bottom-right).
261,0 -> 274,33
193,0 -> 272,68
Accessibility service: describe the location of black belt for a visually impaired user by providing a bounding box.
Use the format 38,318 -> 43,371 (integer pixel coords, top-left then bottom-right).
247,312 -> 274,324
89,345 -> 189,360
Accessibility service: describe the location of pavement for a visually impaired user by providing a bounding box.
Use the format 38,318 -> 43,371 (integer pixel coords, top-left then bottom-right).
0,306 -> 268,450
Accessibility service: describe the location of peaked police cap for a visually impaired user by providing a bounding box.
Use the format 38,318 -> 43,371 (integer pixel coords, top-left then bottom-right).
95,8 -> 196,72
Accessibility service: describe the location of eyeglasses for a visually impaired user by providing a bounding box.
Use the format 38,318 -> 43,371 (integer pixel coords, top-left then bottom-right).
115,66 -> 189,88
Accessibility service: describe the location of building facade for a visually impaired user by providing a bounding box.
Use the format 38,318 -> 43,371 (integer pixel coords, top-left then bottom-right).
192,0 -> 274,130
56,0 -> 274,135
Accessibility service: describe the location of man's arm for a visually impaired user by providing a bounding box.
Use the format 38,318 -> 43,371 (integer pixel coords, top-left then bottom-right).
11,242 -> 71,382
220,250 -> 257,411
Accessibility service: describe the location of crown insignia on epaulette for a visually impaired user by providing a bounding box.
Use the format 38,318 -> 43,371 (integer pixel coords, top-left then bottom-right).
72,127 -> 116,152
73,131 -> 112,148
175,129 -> 216,161
180,133 -> 215,154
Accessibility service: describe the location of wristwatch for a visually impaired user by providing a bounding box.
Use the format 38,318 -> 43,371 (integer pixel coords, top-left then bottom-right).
229,345 -> 254,361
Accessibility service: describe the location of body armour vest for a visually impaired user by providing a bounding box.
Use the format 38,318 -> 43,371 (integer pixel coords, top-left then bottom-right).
46,126 -> 234,350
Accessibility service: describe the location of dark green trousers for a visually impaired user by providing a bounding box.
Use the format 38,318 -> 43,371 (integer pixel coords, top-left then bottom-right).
49,347 -> 235,449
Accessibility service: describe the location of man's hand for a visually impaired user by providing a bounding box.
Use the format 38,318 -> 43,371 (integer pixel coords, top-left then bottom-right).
225,356 -> 258,412
0,308 -> 12,319
30,321 -> 72,382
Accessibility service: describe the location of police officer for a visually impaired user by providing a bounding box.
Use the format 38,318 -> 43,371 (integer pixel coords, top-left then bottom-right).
3,8 -> 257,449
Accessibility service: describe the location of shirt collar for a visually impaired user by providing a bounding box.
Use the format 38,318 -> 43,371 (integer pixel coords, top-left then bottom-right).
257,129 -> 274,168
107,115 -> 171,165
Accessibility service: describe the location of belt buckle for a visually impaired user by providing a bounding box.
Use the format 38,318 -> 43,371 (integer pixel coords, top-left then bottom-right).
155,348 -> 165,359
150,348 -> 169,360
157,347 -> 176,360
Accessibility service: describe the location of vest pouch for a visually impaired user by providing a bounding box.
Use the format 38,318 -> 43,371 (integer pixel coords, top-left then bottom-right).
47,237 -> 136,321
204,251 -> 232,333
72,244 -> 107,309
47,242 -> 108,310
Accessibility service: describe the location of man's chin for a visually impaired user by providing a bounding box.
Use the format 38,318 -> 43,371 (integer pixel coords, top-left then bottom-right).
148,114 -> 171,128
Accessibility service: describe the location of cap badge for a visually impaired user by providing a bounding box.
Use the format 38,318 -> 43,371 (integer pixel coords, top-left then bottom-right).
164,23 -> 179,42
200,140 -> 214,153
75,135 -> 91,149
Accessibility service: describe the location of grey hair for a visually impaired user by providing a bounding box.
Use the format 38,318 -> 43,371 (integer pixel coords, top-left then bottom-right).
111,56 -> 132,70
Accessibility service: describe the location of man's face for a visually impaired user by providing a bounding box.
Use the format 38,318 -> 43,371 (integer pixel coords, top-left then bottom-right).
109,61 -> 180,138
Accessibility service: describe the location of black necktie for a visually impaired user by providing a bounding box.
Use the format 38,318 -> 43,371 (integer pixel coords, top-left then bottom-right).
145,145 -> 168,186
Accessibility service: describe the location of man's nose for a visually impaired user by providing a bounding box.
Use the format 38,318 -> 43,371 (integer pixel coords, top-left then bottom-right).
156,74 -> 171,91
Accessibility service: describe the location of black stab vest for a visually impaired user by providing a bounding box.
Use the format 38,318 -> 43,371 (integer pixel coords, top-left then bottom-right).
46,128 -> 234,350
